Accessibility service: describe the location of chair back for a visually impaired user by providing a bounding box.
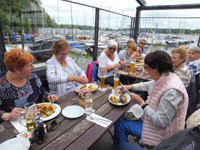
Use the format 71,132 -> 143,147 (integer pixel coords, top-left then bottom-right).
85,61 -> 99,83
186,73 -> 200,119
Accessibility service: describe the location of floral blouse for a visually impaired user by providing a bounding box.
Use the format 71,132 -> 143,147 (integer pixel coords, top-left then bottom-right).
0,72 -> 48,122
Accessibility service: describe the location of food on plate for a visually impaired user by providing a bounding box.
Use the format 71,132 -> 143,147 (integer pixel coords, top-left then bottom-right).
37,103 -> 57,118
88,84 -> 95,91
114,92 -> 120,96
109,95 -> 128,104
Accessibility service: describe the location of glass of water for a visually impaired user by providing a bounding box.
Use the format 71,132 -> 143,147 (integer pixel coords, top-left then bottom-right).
85,98 -> 94,115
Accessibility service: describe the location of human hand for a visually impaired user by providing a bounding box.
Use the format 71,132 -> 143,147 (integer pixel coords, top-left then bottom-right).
115,85 -> 124,91
80,76 -> 88,84
129,93 -> 144,105
47,94 -> 58,102
119,61 -> 126,66
2,108 -> 24,121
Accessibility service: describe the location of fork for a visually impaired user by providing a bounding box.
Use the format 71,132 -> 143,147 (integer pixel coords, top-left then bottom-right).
119,82 -> 131,94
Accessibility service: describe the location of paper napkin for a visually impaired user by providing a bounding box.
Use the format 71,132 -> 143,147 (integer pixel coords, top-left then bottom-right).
86,113 -> 112,128
10,118 -> 27,133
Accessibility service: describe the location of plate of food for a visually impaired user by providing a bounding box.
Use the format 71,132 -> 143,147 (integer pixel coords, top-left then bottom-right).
75,83 -> 98,93
37,103 -> 61,121
108,92 -> 131,106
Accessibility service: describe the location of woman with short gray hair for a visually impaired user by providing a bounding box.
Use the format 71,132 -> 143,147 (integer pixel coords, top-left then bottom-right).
98,40 -> 125,86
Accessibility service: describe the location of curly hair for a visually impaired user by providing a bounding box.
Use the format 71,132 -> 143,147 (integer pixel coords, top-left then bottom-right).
4,49 -> 34,72
144,50 -> 173,74
171,46 -> 188,62
51,39 -> 69,54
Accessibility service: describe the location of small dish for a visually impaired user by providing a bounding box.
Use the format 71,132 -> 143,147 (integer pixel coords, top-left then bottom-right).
0,137 -> 30,150
62,105 -> 85,118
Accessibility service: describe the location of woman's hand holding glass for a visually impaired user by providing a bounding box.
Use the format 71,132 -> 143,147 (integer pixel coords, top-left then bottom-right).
2,107 -> 24,121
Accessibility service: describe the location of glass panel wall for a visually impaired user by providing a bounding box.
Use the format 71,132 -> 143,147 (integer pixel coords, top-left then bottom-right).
139,9 -> 200,54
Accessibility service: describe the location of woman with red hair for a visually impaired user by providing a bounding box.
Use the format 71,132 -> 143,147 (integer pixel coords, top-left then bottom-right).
0,49 -> 58,122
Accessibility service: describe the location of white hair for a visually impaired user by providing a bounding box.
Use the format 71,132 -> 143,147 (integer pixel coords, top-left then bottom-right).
189,46 -> 200,55
107,40 -> 118,49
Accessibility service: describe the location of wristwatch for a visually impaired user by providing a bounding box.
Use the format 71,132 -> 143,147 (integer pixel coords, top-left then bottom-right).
140,102 -> 148,109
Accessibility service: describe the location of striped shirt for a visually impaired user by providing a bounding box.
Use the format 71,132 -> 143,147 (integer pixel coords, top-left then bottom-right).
174,63 -> 191,87
46,56 -> 86,95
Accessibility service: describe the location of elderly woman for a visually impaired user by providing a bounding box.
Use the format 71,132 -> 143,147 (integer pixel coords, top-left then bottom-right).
186,46 -> 200,76
113,51 -> 188,150
171,46 -> 191,87
0,49 -> 58,122
98,40 -> 126,86
46,39 -> 88,97
118,42 -> 138,65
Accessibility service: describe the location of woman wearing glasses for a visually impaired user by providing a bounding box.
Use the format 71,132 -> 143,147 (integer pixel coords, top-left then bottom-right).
46,39 -> 88,97
171,46 -> 191,87
98,40 -> 126,86
113,51 -> 188,150
138,39 -> 147,55
0,49 -> 58,122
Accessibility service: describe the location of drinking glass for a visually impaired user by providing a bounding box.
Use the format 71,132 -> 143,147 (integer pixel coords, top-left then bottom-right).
113,74 -> 119,90
24,102 -> 36,133
130,59 -> 136,74
85,98 -> 94,115
98,67 -> 107,89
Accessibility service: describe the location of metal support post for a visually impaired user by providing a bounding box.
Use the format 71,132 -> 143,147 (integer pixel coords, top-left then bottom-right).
133,7 -> 141,43
0,22 -> 6,73
93,8 -> 99,61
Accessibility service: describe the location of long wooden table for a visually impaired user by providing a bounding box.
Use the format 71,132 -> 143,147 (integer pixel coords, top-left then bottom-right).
118,66 -> 151,81
0,88 -> 134,150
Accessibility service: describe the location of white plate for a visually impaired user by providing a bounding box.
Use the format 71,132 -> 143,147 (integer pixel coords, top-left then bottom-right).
108,92 -> 131,106
62,105 -> 85,118
37,103 -> 61,121
75,83 -> 98,92
0,137 -> 30,150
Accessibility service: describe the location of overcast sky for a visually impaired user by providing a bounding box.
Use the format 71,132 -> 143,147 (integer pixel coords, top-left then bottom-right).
40,0 -> 200,29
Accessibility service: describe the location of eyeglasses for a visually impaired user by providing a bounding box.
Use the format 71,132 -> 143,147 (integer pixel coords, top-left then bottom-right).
109,47 -> 117,51
140,42 -> 146,45
46,120 -> 62,132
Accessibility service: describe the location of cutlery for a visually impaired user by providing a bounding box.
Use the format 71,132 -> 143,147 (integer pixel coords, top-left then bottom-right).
89,116 -> 110,124
119,92 -> 126,104
119,82 -> 131,94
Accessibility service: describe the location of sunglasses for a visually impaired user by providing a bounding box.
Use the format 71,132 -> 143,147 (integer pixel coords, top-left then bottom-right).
46,120 -> 62,132
140,42 -> 146,45
109,47 -> 117,51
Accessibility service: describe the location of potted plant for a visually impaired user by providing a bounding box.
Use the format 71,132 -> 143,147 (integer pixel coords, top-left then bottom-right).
78,87 -> 92,108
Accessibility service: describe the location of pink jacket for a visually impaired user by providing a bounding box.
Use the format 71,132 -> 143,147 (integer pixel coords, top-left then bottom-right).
85,61 -> 98,83
141,73 -> 188,146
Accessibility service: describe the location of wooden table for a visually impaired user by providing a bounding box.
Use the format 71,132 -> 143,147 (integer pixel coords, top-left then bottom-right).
118,66 -> 151,81
0,88 -> 134,150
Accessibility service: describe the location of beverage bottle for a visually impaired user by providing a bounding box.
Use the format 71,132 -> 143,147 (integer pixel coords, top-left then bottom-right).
35,119 -> 47,144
